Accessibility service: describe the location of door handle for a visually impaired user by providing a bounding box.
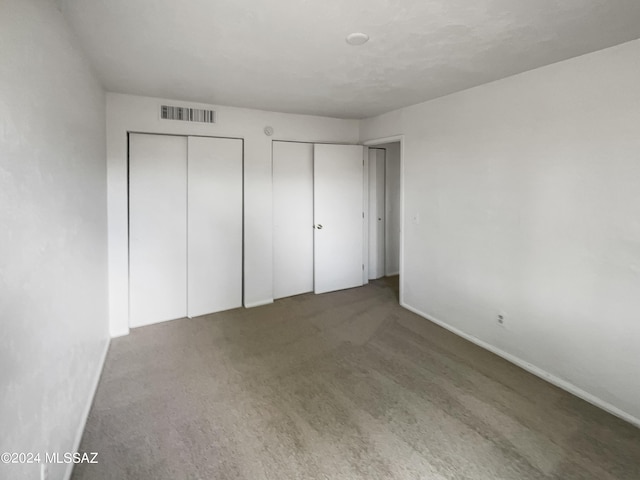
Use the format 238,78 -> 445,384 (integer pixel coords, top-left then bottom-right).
314,224 -> 323,229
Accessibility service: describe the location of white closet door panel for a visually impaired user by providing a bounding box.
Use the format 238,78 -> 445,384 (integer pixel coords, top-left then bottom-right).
314,144 -> 364,294
187,136 -> 243,317
273,141 -> 314,299
129,133 -> 187,328
368,149 -> 386,280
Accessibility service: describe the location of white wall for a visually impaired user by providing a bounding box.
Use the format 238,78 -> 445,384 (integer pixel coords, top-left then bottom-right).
107,93 -> 359,336
0,1 -> 109,479
360,39 -> 640,425
378,142 -> 401,276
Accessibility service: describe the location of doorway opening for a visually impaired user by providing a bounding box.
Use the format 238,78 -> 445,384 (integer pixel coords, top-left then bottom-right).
365,137 -> 403,303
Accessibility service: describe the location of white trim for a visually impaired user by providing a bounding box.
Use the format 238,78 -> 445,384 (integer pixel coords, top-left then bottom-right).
385,270 -> 400,277
363,135 -> 404,146
110,327 -> 129,338
244,298 -> 274,308
400,301 -> 640,429
399,139 -> 404,305
65,338 -> 110,480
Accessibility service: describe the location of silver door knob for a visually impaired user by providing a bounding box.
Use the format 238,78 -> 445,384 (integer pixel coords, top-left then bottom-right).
315,224 -> 323,229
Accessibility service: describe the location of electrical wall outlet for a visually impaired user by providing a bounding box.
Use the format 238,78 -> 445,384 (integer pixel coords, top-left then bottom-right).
497,314 -> 506,327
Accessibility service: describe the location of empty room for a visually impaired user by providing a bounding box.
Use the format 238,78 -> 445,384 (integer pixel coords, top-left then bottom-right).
2,0 -> 640,479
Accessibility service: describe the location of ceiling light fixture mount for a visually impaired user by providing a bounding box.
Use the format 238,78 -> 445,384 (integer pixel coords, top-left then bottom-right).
346,32 -> 369,46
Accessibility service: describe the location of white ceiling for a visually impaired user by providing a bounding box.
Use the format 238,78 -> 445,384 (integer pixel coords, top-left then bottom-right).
59,0 -> 640,119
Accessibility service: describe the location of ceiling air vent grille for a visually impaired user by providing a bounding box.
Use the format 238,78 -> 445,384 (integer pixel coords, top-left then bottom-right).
160,105 -> 216,123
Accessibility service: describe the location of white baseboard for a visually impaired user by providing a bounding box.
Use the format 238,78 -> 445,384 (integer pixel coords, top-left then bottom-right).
400,301 -> 640,429
65,338 -> 110,480
385,270 -> 400,276
244,298 -> 274,308
110,327 -> 129,338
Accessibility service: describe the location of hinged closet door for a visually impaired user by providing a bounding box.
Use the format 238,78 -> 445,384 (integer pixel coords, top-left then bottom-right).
313,144 -> 365,294
187,136 -> 243,317
272,141 -> 314,299
129,133 -> 187,327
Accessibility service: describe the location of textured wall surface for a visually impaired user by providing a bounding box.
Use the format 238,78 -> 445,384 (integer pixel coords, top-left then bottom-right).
0,1 -> 109,479
360,39 -> 640,425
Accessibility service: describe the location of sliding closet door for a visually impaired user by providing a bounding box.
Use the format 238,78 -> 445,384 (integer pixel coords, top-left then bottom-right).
187,136 -> 243,317
313,144 -> 365,294
272,141 -> 314,299
129,134 -> 187,328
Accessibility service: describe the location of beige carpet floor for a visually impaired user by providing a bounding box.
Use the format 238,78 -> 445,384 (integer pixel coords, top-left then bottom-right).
72,277 -> 640,479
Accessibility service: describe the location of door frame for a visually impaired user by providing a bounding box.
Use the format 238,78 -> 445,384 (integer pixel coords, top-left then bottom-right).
363,135 -> 404,304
